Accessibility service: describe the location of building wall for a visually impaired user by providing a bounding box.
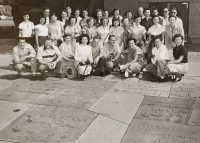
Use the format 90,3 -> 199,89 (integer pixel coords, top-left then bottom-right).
104,0 -> 138,17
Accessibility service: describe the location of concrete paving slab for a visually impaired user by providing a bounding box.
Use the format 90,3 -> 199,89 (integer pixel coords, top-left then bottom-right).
0,105 -> 97,142
0,81 -> 13,91
75,115 -> 128,143
0,100 -> 32,131
170,84 -> 200,100
188,52 -> 200,56
189,100 -> 200,126
0,85 -> 57,103
186,56 -> 200,77
121,119 -> 200,143
89,93 -> 144,124
108,83 -> 171,97
134,96 -> 195,125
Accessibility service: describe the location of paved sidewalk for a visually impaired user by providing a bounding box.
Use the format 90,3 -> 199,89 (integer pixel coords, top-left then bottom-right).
0,40 -> 200,143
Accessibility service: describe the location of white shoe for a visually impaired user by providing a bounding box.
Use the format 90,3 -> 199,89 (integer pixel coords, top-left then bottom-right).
125,71 -> 129,78
120,65 -> 125,71
138,72 -> 143,78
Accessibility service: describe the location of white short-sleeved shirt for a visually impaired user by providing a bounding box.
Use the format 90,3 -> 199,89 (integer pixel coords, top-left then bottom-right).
151,44 -> 170,64
37,45 -> 61,63
74,44 -> 93,62
129,23 -> 146,39
148,24 -> 165,36
18,21 -> 34,37
35,24 -> 48,36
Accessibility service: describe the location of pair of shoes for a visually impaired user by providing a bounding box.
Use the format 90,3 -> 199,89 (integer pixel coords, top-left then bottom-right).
171,72 -> 182,82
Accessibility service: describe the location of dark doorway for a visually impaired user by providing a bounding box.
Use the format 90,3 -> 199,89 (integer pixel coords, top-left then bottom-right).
149,2 -> 189,43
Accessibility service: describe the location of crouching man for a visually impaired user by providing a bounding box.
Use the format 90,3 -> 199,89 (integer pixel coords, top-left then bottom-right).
103,35 -> 122,73
12,37 -> 37,78
37,37 -> 62,79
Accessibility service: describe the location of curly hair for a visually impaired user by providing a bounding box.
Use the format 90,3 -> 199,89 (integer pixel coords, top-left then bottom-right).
79,34 -> 90,45
172,34 -> 184,42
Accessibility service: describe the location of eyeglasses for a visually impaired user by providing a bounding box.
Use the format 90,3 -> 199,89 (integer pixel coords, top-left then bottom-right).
163,11 -> 168,13
171,12 -> 176,14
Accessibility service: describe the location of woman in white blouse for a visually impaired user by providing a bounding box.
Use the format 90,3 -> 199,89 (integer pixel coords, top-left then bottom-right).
35,15 -> 48,50
147,15 -> 165,64
96,17 -> 110,44
18,12 -> 35,47
74,34 -> 93,80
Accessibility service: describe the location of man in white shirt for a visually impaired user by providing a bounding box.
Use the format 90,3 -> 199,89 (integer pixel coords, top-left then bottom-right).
37,37 -> 62,79
12,38 -> 37,78
146,36 -> 170,81
43,7 -> 50,25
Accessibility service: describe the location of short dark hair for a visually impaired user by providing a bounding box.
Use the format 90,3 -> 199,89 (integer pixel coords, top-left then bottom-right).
172,34 -> 184,42
93,36 -> 101,40
61,9 -> 68,14
127,38 -> 137,45
133,15 -> 142,20
108,35 -> 116,40
171,7 -> 177,12
152,15 -> 159,20
74,7 -> 81,12
112,17 -> 120,27
144,8 -> 151,13
50,12 -> 57,17
23,12 -> 29,16
153,35 -> 162,41
113,8 -> 120,14
125,10 -> 133,16
39,14 -> 46,23
43,7 -> 50,11
63,33 -> 72,39
79,34 -> 90,45
18,37 -> 26,41
82,9 -> 89,13
45,36 -> 53,41
169,15 -> 177,20
101,17 -> 109,25
122,16 -> 129,22
96,9 -> 103,14
153,8 -> 158,12
69,15 -> 77,24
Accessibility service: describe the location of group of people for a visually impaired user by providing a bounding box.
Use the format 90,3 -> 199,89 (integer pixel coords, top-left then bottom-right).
12,6 -> 189,82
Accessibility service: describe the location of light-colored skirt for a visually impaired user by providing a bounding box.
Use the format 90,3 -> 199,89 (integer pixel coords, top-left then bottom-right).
167,63 -> 189,74
74,62 -> 92,75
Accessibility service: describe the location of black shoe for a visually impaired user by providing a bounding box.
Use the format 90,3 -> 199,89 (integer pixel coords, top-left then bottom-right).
16,74 -> 22,79
57,73 -> 65,79
78,75 -> 85,81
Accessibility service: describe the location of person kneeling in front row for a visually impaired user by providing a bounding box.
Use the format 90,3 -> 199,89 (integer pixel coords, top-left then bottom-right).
103,35 -> 122,73
74,34 -> 93,80
120,38 -> 145,78
146,36 -> 170,82
160,34 -> 189,82
37,37 -> 62,79
12,37 -> 37,78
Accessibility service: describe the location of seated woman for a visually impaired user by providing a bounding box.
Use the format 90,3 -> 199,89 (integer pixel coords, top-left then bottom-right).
165,34 -> 189,81
74,34 -> 93,80
58,34 -> 77,78
120,38 -> 144,78
146,36 -> 170,82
